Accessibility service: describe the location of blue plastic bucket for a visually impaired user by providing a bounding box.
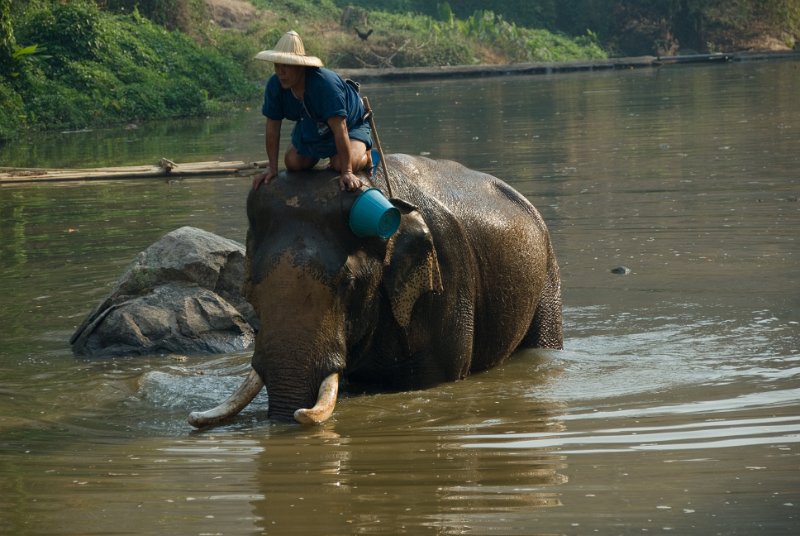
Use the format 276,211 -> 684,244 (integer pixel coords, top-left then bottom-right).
371,149 -> 381,176
349,188 -> 400,239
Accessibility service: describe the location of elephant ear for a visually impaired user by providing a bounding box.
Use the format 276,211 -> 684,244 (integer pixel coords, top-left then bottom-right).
383,209 -> 443,328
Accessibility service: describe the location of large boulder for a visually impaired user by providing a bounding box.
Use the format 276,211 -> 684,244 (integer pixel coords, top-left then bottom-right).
71,226 -> 257,357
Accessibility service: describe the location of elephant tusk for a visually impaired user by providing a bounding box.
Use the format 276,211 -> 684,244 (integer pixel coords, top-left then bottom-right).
293,372 -> 339,425
188,368 -> 264,428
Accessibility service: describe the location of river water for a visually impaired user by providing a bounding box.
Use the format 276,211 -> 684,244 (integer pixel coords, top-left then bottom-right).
1,60 -> 798,535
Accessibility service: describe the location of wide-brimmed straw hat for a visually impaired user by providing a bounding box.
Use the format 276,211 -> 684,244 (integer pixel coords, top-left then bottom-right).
255,30 -> 323,67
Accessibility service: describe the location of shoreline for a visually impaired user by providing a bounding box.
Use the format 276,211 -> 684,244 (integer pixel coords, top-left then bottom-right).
338,50 -> 800,82
2,49 -> 797,183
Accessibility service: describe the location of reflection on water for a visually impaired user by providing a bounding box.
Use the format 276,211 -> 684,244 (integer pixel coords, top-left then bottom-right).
466,414 -> 800,453
0,109 -> 266,169
1,60 -> 799,535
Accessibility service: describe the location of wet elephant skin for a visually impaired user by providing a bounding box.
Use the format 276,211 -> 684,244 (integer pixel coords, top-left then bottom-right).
244,154 -> 563,421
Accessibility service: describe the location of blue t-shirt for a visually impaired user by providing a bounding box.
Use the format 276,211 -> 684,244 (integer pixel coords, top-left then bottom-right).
262,67 -> 366,151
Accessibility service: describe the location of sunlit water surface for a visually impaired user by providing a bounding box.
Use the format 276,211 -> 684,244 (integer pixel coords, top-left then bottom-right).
1,60 -> 798,535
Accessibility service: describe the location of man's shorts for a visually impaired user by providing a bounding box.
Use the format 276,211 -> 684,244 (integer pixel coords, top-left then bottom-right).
292,121 -> 372,160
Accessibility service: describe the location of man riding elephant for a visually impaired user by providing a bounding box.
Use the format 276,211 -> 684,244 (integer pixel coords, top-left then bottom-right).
252,30 -> 372,193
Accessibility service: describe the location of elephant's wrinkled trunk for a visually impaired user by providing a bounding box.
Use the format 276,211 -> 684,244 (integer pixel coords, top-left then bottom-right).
294,372 -> 339,424
187,368 -> 264,428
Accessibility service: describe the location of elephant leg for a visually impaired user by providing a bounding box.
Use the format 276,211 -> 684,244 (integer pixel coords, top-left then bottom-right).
409,292 -> 476,384
521,256 -> 563,350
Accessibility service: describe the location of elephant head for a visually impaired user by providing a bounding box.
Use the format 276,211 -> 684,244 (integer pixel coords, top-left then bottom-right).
189,167 -> 442,426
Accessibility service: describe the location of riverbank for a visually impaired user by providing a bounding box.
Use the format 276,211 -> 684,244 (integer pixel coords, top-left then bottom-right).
3,49 -> 798,183
4,1 -> 798,144
0,1 -> 609,144
339,50 -> 800,82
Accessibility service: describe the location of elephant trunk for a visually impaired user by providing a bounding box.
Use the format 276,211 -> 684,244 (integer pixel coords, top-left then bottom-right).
294,372 -> 339,424
187,368 -> 264,428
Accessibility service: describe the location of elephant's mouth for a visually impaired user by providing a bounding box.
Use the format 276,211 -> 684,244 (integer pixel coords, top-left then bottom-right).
187,369 -> 340,428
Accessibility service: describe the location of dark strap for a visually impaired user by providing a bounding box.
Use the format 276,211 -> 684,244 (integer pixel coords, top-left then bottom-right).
345,78 -> 361,93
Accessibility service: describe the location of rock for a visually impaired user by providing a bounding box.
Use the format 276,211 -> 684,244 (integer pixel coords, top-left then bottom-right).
71,226 -> 256,357
610,265 -> 632,275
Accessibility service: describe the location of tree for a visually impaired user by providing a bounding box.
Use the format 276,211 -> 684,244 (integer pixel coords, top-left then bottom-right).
0,0 -> 15,75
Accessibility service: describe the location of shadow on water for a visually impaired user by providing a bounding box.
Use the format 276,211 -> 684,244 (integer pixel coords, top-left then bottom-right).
1,60 -> 799,534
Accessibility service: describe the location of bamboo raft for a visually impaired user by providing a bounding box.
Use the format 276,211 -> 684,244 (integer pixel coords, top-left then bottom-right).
0,158 -> 268,184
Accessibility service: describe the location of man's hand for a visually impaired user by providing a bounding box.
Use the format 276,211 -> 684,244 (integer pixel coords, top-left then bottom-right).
338,171 -> 362,192
252,169 -> 278,190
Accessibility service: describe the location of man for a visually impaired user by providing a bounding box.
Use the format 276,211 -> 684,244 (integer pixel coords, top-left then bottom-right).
252,31 -> 372,192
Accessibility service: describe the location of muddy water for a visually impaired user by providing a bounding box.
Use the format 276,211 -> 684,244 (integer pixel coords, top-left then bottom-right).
1,60 -> 798,535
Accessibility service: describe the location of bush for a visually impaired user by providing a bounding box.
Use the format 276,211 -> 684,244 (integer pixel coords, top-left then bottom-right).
113,82 -> 168,120
327,9 -> 475,68
162,76 -> 209,117
7,1 -> 259,135
0,83 -> 25,141
526,29 -> 607,61
24,78 -> 95,129
58,59 -> 121,94
207,26 -> 265,82
392,38 -> 473,66
15,1 -> 107,68
101,0 -> 202,32
107,13 -> 255,100
0,0 -> 15,74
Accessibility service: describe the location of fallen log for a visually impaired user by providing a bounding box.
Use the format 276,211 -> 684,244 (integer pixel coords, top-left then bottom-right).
0,158 -> 268,184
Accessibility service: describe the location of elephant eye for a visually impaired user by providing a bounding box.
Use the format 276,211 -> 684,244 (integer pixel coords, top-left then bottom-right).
343,252 -> 374,289
340,264 -> 357,287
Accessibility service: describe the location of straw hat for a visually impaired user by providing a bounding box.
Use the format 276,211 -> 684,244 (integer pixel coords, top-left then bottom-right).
255,30 -> 323,67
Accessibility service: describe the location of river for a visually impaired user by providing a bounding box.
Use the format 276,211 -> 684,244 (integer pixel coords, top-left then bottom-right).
1,59 -> 798,535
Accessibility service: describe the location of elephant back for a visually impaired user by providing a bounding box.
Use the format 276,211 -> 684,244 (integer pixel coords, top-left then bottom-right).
381,154 -> 545,229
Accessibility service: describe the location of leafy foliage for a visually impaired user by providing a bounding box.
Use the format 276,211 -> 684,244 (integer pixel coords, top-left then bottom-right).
332,0 -> 798,54
328,7 -> 605,68
0,83 -> 25,139
14,0 -> 108,64
1,0 -> 258,139
0,0 -> 15,73
99,0 -> 200,32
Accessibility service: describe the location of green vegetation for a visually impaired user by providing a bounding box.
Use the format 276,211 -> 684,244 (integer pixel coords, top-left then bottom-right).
1,0 -> 797,144
337,1 -> 799,54
327,8 -> 605,67
1,1 -> 257,142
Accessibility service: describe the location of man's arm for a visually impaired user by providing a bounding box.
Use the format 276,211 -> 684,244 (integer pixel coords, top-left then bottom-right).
253,118 -> 282,190
265,118 -> 281,176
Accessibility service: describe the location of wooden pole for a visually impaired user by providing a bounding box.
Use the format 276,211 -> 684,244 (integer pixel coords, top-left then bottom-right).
0,159 -> 269,184
362,96 -> 393,198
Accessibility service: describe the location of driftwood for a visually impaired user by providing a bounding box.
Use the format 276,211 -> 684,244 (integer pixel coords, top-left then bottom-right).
0,158 -> 268,184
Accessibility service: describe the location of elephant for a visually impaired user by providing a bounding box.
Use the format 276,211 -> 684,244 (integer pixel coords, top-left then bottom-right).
189,154 -> 562,426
